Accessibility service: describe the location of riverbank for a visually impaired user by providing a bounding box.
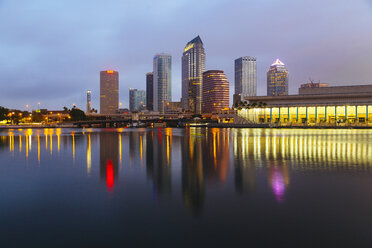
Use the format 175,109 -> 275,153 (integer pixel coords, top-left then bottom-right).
1,123 -> 372,129
0,124 -> 75,129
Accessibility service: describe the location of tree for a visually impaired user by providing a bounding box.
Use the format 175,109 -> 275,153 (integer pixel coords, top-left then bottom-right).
70,108 -> 86,121
32,112 -> 43,122
0,106 -> 9,121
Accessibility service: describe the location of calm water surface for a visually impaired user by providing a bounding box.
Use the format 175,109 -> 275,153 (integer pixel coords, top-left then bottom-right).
1,128 -> 372,247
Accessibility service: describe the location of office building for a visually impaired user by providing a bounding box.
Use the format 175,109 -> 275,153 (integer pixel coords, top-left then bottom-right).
86,90 -> 92,113
100,70 -> 119,114
235,56 -> 257,101
129,88 -> 146,112
267,59 -> 288,96
182,36 -> 206,113
202,70 -> 229,113
146,72 -> 154,111
153,54 -> 172,113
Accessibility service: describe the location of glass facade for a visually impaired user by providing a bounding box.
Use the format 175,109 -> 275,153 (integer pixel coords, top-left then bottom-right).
235,56 -> 257,97
202,70 -> 229,113
100,70 -> 119,114
129,89 -> 146,112
153,54 -> 172,113
182,36 -> 206,113
267,59 -> 288,96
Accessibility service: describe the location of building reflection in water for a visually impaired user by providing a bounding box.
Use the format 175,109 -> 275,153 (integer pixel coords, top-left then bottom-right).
233,129 -> 258,194
145,128 -> 172,200
181,128 -> 230,216
181,128 -> 205,216
1,128 -> 372,209
100,132 -> 119,192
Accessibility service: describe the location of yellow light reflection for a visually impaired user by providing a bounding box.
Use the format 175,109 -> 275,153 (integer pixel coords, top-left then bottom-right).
19,135 -> 22,153
166,135 -> 170,165
9,130 -> 14,152
44,129 -> 48,151
72,133 -> 75,161
26,135 -> 29,159
48,129 -> 54,155
119,134 -> 122,164
56,128 -> 61,152
87,134 -> 91,174
37,135 -> 40,164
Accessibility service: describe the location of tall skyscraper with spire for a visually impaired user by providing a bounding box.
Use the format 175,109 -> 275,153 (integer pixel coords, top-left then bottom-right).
182,36 -> 205,113
153,54 -> 172,113
267,59 -> 288,96
235,56 -> 257,98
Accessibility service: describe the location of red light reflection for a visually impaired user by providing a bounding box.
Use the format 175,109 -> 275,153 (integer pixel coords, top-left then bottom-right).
106,160 -> 114,192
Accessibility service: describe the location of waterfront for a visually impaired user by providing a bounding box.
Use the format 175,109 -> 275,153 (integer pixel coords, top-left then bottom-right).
1,128 -> 372,247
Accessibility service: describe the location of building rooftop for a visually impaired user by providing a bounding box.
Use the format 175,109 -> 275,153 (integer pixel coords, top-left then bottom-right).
271,59 -> 285,66
184,36 -> 203,52
186,35 -> 203,45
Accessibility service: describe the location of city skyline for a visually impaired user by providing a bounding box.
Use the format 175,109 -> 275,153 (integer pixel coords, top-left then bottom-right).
1,0 -> 372,110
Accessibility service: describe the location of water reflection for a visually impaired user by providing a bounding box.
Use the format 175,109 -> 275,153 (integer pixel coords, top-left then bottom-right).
267,162 -> 290,203
100,132 -> 119,192
1,128 -> 372,214
182,128 -> 205,216
146,129 -> 172,198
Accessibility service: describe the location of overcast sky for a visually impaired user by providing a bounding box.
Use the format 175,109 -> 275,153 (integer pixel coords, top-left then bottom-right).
1,0 -> 372,110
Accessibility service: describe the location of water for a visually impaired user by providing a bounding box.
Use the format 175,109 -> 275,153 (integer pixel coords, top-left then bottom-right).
1,128 -> 372,247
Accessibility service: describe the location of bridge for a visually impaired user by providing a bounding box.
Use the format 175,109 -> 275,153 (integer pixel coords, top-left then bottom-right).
72,112 -> 248,128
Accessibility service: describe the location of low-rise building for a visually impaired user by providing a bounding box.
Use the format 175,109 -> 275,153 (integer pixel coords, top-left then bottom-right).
238,84 -> 372,125
165,101 -> 182,114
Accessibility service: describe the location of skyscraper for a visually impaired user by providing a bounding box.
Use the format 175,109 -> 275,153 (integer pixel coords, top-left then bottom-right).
86,90 -> 92,113
235,56 -> 257,99
153,54 -> 172,113
202,70 -> 229,113
267,59 -> 288,96
100,70 -> 119,114
129,88 -> 146,112
146,72 -> 154,111
182,36 -> 206,113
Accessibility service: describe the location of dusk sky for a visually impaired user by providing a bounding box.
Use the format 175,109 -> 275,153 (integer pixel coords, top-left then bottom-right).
1,0 -> 372,110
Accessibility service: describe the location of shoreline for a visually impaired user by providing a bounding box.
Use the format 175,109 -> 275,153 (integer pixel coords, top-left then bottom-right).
1,124 -> 372,130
